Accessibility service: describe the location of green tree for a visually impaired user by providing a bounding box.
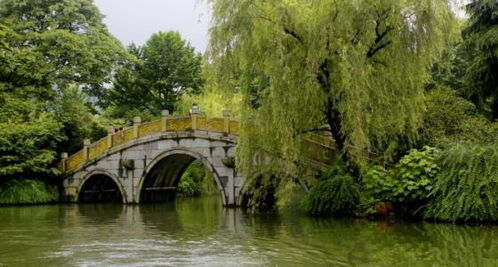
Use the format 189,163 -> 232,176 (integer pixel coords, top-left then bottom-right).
207,0 -> 456,174
0,0 -> 127,100
106,31 -> 203,119
463,0 -> 498,119
0,94 -> 64,179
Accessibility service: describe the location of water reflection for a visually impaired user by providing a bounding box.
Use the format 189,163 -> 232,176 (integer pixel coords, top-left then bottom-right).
0,198 -> 498,266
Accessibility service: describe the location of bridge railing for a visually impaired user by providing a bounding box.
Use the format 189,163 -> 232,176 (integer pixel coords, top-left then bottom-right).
59,109 -> 338,174
60,110 -> 239,173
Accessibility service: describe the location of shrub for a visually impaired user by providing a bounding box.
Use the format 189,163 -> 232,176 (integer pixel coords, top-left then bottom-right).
392,146 -> 439,203
362,146 -> 439,215
0,179 -> 59,204
362,165 -> 395,202
302,160 -> 359,216
425,144 -> 498,222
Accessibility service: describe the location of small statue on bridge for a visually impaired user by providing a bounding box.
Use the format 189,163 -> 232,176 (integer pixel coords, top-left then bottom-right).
189,102 -> 202,116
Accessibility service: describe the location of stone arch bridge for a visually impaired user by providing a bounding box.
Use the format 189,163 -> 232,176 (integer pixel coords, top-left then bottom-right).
60,111 -> 335,207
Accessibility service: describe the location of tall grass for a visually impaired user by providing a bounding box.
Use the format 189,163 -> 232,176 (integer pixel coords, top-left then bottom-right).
425,144 -> 498,222
0,179 -> 59,204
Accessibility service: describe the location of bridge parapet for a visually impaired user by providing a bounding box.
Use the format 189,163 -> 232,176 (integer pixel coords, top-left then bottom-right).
61,110 -> 238,173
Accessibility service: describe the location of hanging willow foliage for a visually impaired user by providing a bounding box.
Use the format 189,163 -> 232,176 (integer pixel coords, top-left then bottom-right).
206,0 -> 457,176
425,144 -> 498,222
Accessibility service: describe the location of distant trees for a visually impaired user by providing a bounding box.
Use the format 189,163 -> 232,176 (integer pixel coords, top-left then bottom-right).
104,31 -> 203,120
462,0 -> 498,119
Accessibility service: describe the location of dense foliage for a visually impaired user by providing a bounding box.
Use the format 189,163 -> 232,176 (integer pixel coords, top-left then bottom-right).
0,0 -> 127,99
421,87 -> 498,147
0,0 -> 122,203
425,144 -> 498,222
0,94 -> 63,178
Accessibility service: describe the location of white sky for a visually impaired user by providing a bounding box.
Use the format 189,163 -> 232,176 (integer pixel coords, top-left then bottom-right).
94,0 -> 210,52
94,0 -> 468,53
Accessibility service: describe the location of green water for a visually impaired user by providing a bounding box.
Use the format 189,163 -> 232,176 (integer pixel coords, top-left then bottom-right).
1,196 -> 498,266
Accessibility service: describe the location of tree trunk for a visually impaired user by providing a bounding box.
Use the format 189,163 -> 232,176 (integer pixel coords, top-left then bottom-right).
326,97 -> 345,151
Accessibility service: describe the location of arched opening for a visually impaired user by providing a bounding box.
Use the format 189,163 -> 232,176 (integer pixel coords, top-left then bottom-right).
139,151 -> 224,204
78,174 -> 123,203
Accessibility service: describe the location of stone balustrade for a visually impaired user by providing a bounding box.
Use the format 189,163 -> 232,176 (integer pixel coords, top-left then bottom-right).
61,110 -> 238,173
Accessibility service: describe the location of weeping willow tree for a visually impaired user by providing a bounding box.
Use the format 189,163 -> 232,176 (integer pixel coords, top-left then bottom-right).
207,0 -> 457,176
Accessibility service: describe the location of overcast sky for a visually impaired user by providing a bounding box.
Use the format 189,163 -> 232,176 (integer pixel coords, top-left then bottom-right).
94,0 -> 210,52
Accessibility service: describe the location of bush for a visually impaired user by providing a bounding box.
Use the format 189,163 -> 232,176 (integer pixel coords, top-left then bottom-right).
425,144 -> 498,222
0,179 -> 59,204
362,146 -> 439,215
302,160 -> 359,216
392,146 -> 439,203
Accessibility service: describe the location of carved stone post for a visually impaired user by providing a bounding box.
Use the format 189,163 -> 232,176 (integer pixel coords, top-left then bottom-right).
223,109 -> 232,134
133,116 -> 141,138
107,127 -> 113,149
83,138 -> 91,161
161,110 -> 169,132
60,152 -> 68,172
191,110 -> 198,130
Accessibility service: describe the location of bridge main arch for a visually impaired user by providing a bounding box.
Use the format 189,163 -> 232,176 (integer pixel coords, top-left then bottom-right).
76,170 -> 127,203
137,149 -> 228,205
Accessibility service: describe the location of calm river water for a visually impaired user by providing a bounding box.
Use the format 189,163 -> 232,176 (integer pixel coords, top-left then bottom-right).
1,196 -> 498,266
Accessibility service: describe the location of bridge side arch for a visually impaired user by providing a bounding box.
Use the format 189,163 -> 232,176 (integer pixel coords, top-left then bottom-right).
136,148 -> 228,206
76,169 -> 127,203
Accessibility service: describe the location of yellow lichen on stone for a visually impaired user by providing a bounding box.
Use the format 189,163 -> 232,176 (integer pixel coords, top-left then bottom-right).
229,120 -> 239,135
138,119 -> 162,137
66,150 -> 84,172
168,117 -> 192,131
88,138 -> 108,160
203,118 -> 224,132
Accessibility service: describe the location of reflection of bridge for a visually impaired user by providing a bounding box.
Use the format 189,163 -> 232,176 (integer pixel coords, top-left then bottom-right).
60,111 -> 336,206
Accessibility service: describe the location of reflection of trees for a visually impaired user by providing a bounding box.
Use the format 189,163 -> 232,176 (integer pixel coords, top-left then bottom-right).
425,225 -> 498,265
3,202 -> 498,266
138,196 -> 225,238
239,214 -> 498,266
